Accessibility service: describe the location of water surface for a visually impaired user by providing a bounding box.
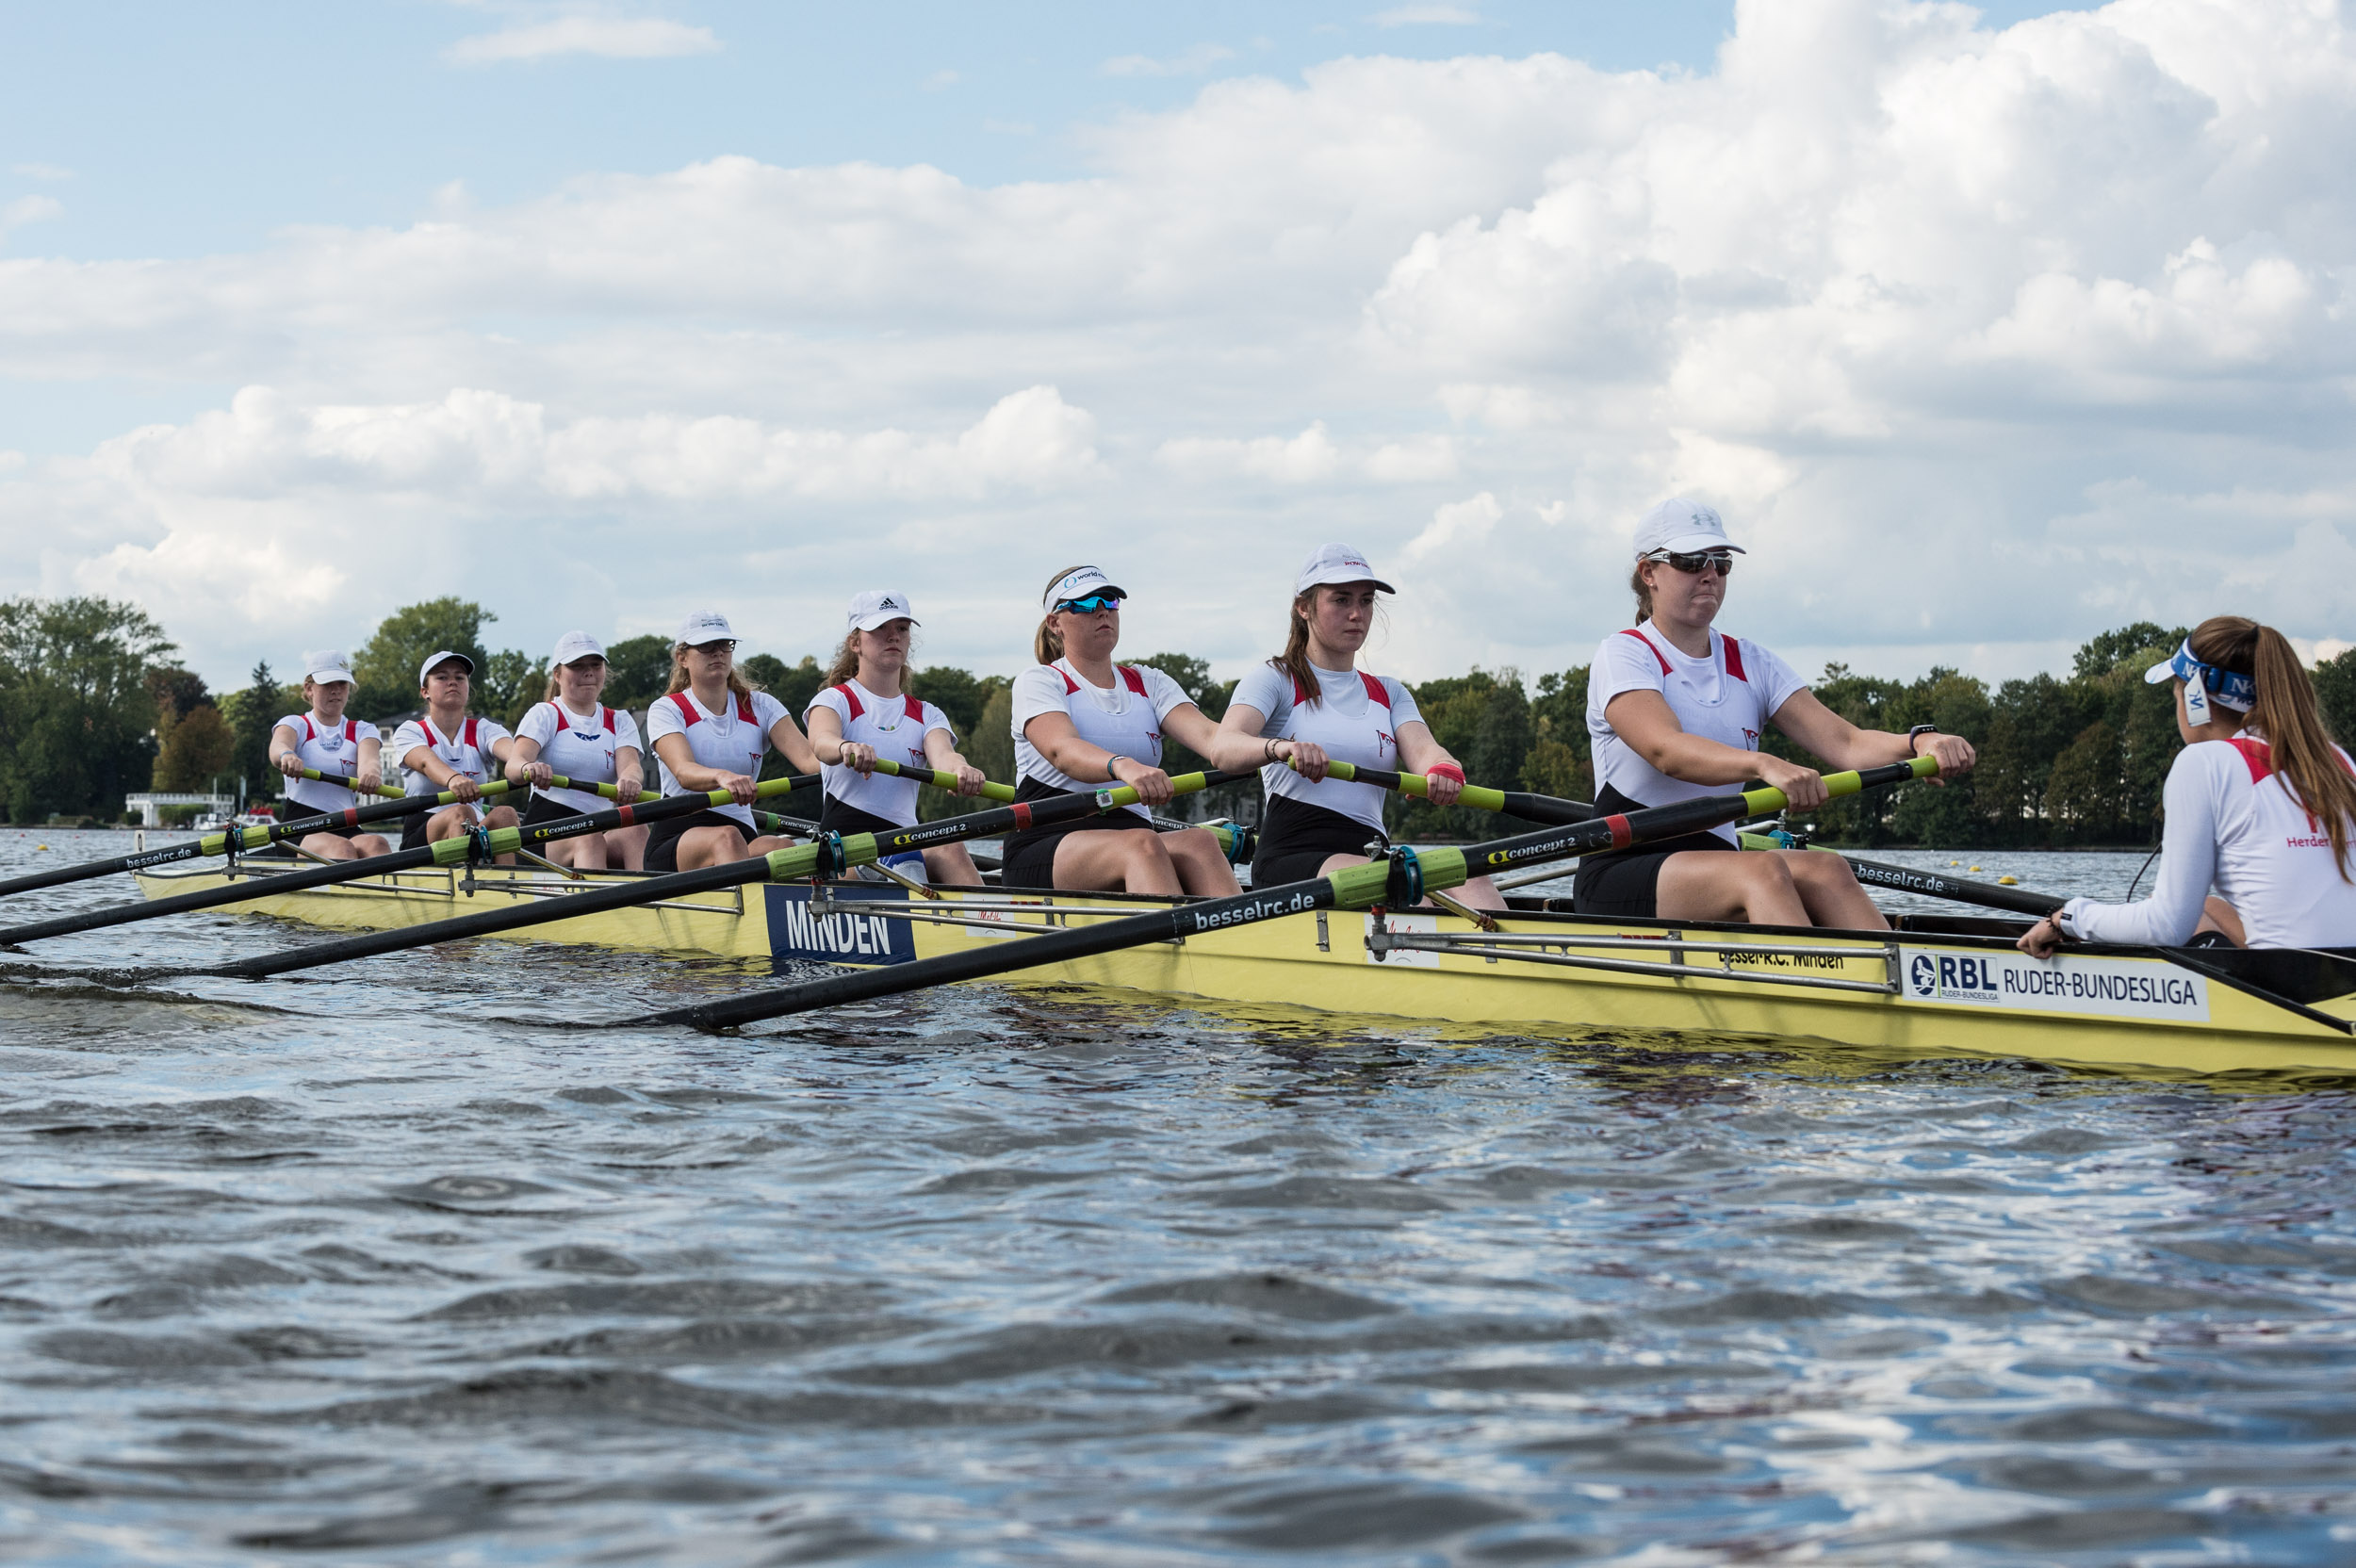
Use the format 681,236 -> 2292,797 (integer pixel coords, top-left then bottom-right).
2,832 -> 2351,1564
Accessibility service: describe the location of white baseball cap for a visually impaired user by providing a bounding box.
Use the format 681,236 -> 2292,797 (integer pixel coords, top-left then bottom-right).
1296,543 -> 1396,595
549,630 -> 606,666
676,610 -> 737,646
417,649 -> 474,688
847,590 -> 920,632
1042,566 -> 1128,610
302,648 -> 354,684
1633,498 -> 1745,558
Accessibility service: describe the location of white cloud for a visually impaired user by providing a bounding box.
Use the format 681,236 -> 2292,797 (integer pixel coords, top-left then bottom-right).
1102,43 -> 1237,77
924,69 -> 959,90
2,194 -> 63,228
7,0 -> 2356,686
1371,6 -> 1481,25
10,163 -> 74,182
445,16 -> 720,65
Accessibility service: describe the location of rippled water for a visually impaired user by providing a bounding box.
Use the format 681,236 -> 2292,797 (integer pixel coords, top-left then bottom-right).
4,831 -> 2353,1564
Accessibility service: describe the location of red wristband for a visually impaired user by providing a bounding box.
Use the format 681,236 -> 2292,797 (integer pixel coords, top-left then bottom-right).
1426,762 -> 1465,785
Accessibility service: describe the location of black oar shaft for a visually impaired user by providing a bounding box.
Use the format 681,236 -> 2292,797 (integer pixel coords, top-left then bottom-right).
1835,855 -> 2060,918
641,760 -> 1935,1031
164,771 -> 1243,981
0,778 -> 817,949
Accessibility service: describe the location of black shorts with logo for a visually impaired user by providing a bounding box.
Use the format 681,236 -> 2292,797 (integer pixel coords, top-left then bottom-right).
1569,784 -> 1735,918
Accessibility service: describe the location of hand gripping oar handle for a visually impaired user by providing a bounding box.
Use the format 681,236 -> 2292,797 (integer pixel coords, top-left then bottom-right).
1300,760 -> 1595,828
638,758 -> 1939,1031
0,776 -> 818,950
160,771 -> 1244,982
296,767 -> 409,802
866,759 -> 1020,803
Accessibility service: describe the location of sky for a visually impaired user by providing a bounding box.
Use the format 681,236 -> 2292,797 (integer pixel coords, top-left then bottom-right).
3,0 -> 2349,694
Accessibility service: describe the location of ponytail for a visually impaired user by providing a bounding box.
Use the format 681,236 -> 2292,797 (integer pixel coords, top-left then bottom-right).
1034,563 -> 1089,666
822,632 -> 861,689
1270,590 -> 1321,706
2192,615 -> 2356,880
1630,561 -> 1654,622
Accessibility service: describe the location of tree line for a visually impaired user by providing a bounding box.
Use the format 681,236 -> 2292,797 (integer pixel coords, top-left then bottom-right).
3,594 -> 2350,847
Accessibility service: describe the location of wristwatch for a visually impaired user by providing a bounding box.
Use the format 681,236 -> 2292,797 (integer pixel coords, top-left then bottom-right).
1906,724 -> 1939,756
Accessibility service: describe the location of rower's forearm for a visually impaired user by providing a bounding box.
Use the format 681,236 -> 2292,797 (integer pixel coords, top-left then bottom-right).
1639,733 -> 1776,785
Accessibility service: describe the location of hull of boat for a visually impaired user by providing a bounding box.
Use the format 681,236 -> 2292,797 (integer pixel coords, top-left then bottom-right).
131,861 -> 2356,1076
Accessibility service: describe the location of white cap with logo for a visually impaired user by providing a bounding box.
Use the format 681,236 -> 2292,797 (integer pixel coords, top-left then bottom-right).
417,649 -> 475,688
1633,498 -> 1744,558
847,590 -> 920,632
550,630 -> 606,666
676,610 -> 737,646
1296,543 -> 1396,595
303,648 -> 355,684
1042,566 -> 1128,610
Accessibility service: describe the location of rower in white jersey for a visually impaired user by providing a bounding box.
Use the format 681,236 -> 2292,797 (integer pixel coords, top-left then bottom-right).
643,610 -> 822,874
1217,543 -> 1502,906
803,591 -> 989,887
1002,564 -> 1252,895
1578,498 -> 1976,928
503,630 -> 649,872
2020,616 -> 2356,956
389,650 -> 523,862
267,648 -> 392,862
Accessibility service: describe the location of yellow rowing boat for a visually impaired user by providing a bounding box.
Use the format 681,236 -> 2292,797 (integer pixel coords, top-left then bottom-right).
130,859 -> 2356,1076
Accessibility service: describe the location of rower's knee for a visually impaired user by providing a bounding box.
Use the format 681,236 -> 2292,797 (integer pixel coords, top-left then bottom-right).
483,805 -> 519,829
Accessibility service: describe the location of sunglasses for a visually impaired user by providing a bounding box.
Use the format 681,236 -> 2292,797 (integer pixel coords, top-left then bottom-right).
1647,550 -> 1736,577
689,639 -> 738,656
1055,595 -> 1122,614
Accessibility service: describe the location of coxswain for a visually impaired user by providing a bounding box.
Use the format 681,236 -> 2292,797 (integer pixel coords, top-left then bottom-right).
389,650 -> 523,861
503,631 -> 649,871
1218,544 -> 1503,906
803,591 -> 989,886
267,649 -> 392,861
1579,498 -> 1976,927
1001,566 -> 1243,895
643,611 -> 821,873
2020,617 -> 2356,955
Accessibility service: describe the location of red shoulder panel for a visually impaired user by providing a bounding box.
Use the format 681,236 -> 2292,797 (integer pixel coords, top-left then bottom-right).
1721,635 -> 1747,682
1620,629 -> 1673,677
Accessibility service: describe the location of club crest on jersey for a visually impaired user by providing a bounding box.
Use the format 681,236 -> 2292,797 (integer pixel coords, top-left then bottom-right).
1377,728 -> 1395,753
1742,727 -> 1759,747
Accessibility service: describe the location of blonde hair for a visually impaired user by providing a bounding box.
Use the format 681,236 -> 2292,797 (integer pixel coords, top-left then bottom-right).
665,644 -> 756,700
823,623 -> 921,692
1034,563 -> 1093,665
2190,615 -> 2356,880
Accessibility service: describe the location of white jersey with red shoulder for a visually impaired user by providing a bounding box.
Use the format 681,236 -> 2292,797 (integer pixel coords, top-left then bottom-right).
1586,625 -> 1808,844
516,698 -> 644,814
645,687 -> 791,828
2061,733 -> 2356,949
275,711 -> 383,813
1229,662 -> 1422,834
390,714 -> 513,802
1010,659 -> 1190,821
806,678 -> 952,827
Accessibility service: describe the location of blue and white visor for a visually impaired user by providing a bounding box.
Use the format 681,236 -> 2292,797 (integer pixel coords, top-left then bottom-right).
2145,640 -> 2254,724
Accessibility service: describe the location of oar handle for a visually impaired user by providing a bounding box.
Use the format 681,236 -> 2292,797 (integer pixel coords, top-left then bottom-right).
1295,759 -> 1593,826
298,768 -> 409,801
869,759 -> 1020,803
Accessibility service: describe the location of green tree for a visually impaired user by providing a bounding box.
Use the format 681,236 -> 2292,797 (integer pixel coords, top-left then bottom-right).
154,704 -> 235,792
1129,651 -> 1236,794
969,684 -> 1016,798
478,649 -> 542,728
2313,648 -> 2356,748
352,597 -> 497,722
0,596 -> 174,822
2044,720 -> 2125,841
603,634 -> 675,710
907,665 -> 1000,743
2073,621 -> 2186,681
219,660 -> 304,805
